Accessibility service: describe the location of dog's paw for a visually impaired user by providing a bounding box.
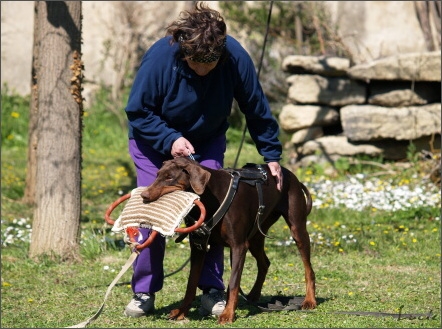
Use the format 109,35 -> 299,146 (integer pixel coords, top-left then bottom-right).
168,309 -> 186,321
217,312 -> 235,325
301,299 -> 317,310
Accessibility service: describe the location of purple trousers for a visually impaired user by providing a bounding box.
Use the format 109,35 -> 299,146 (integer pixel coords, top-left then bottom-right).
128,136 -> 227,294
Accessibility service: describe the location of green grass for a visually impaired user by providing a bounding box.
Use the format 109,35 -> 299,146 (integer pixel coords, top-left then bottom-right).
1,86 -> 441,328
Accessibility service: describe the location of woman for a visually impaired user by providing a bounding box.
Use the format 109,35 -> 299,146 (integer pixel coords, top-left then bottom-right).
124,2 -> 283,318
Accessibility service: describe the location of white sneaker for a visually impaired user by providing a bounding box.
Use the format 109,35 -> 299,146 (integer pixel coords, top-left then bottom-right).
200,288 -> 226,316
124,293 -> 155,317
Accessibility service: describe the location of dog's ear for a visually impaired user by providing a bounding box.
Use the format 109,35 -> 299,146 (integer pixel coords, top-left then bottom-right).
186,164 -> 211,195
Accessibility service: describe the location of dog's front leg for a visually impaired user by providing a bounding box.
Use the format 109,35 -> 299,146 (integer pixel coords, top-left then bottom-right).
218,245 -> 248,324
168,246 -> 206,320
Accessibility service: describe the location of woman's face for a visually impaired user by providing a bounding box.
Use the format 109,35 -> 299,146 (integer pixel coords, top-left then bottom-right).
186,59 -> 219,76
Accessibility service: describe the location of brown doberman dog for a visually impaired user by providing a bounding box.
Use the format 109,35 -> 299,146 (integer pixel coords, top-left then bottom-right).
140,157 -> 316,324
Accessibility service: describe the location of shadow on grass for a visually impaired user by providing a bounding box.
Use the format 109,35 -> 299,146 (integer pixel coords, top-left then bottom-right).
150,294 -> 329,321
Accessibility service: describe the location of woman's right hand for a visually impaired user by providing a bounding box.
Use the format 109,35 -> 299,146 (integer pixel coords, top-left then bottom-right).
171,137 -> 195,158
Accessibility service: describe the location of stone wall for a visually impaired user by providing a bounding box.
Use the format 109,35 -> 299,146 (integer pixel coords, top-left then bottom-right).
279,51 -> 441,167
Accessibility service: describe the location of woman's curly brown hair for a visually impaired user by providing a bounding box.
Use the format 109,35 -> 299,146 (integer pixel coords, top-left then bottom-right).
166,2 -> 227,62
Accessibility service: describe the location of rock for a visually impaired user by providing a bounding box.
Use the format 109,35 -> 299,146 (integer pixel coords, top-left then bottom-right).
290,127 -> 324,144
292,154 -> 342,168
369,89 -> 427,107
295,135 -> 441,162
279,104 -> 340,133
347,51 -> 441,82
298,136 -> 383,157
340,103 -> 441,141
281,55 -> 350,77
286,75 -> 366,106
368,80 -> 441,107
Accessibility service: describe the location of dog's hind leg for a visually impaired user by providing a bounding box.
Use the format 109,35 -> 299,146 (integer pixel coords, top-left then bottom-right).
284,177 -> 316,309
246,213 -> 279,302
289,221 -> 316,309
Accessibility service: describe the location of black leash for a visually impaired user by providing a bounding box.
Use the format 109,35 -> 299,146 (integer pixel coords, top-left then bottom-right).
233,0 -> 274,168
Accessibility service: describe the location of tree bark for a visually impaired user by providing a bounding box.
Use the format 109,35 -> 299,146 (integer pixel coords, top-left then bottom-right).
29,1 -> 83,261
414,1 -> 435,51
294,3 -> 303,54
429,1 -> 441,48
23,2 -> 40,205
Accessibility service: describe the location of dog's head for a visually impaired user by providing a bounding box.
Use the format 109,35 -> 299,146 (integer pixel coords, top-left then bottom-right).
140,157 -> 211,202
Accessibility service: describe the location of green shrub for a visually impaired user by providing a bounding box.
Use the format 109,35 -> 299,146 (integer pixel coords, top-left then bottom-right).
1,84 -> 30,148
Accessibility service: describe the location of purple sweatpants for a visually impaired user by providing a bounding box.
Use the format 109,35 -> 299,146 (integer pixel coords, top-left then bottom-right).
128,136 -> 227,294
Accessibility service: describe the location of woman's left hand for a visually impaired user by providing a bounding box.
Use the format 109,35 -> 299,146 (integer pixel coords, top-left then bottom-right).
171,137 -> 195,158
267,161 -> 282,191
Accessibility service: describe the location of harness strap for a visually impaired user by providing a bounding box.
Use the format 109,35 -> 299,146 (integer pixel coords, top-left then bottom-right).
188,173 -> 241,250
247,180 -> 271,240
240,164 -> 270,240
182,164 -> 269,250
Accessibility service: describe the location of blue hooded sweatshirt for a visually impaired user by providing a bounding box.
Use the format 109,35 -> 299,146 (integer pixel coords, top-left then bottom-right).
125,35 -> 282,163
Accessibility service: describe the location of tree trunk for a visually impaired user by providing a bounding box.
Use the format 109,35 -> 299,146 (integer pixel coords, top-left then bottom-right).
23,2 -> 39,205
429,1 -> 441,48
414,1 -> 435,51
294,3 -> 303,54
29,1 -> 83,261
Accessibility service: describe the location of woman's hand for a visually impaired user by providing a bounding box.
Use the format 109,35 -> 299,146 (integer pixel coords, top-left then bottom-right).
267,161 -> 282,191
171,137 -> 195,158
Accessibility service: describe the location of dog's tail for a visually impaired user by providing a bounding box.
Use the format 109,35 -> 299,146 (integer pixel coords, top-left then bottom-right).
300,183 -> 312,216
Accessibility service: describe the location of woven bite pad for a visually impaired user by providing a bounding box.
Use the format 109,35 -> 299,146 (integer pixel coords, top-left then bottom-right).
114,187 -> 200,236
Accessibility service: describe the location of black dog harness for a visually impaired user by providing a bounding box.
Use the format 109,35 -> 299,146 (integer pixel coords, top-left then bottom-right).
176,163 -> 268,251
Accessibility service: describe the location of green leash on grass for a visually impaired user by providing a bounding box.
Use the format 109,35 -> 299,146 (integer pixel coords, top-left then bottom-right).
66,251 -> 139,328
67,189 -> 202,328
